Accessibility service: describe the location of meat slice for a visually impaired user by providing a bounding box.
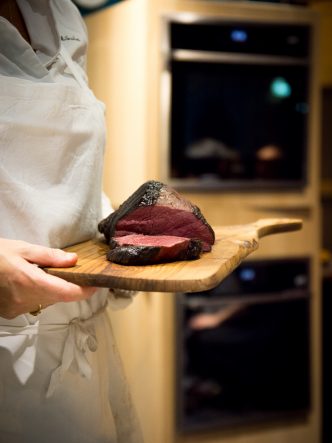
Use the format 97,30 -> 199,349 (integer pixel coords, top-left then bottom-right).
98,180 -> 215,252
107,234 -> 202,265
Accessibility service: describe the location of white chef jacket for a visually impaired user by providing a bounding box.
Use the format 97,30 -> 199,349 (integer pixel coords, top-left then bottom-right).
0,1 -> 143,442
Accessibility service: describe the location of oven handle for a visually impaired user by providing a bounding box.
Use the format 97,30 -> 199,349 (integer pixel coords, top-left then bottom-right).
171,49 -> 309,66
183,289 -> 310,308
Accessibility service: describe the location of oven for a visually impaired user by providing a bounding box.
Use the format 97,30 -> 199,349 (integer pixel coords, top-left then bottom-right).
175,258 -> 311,432
162,18 -> 312,190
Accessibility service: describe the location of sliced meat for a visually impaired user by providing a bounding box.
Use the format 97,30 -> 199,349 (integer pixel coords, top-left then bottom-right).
107,234 -> 202,265
98,180 -> 215,252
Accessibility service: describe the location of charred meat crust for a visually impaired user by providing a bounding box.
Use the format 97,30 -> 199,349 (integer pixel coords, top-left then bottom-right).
98,181 -> 163,243
98,180 -> 215,244
107,238 -> 202,266
192,204 -> 215,244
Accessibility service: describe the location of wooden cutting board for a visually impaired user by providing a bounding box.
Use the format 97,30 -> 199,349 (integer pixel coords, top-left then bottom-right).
45,218 -> 302,293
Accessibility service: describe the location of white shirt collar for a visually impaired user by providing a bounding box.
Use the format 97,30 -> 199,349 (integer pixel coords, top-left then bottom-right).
17,0 -> 60,67
0,0 -> 88,83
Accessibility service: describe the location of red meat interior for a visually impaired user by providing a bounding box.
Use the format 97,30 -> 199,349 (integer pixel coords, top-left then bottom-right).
114,206 -> 213,251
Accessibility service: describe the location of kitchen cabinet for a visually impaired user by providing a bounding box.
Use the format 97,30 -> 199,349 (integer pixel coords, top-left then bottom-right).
85,2 -> 321,442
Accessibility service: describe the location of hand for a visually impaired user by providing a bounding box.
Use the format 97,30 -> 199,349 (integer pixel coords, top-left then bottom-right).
0,238 -> 97,319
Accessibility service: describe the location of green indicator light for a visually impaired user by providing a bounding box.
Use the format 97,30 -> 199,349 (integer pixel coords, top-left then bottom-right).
270,77 -> 292,99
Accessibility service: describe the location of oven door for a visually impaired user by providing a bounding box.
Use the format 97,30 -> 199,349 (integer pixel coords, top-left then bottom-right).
176,285 -> 311,432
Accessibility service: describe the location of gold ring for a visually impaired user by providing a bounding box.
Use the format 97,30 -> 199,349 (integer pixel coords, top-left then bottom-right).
29,304 -> 42,316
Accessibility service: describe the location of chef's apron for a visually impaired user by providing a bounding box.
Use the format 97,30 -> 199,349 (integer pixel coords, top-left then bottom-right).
0,43 -> 143,443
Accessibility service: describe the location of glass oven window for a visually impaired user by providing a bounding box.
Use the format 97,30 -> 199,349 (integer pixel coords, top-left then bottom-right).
170,61 -> 309,186
165,21 -> 311,189
176,258 -> 311,432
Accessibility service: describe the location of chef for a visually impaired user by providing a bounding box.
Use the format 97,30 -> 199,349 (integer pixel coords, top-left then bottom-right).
0,1 -> 143,442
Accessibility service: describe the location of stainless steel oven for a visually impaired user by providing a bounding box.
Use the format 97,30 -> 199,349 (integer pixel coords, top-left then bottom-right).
161,17 -> 312,190
175,258 -> 311,432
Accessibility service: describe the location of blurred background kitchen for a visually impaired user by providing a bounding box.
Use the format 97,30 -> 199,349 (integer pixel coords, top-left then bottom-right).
73,1 -> 331,442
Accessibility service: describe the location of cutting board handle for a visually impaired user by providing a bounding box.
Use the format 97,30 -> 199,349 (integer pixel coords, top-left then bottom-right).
253,218 -> 303,238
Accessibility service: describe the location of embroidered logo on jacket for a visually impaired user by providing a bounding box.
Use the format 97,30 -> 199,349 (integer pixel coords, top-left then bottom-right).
61,35 -> 81,42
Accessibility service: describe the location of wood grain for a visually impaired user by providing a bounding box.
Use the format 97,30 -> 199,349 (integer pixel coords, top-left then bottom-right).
45,218 -> 302,293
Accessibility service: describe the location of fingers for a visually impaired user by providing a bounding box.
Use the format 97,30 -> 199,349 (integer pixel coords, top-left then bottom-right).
0,238 -> 98,319
28,264 -> 98,303
45,276 -> 98,303
18,242 -> 78,268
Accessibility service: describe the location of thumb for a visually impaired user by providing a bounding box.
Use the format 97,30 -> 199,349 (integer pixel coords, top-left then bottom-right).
20,244 -> 78,268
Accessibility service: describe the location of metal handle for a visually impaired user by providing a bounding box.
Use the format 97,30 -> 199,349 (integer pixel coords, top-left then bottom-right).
171,49 -> 309,66
184,289 -> 309,308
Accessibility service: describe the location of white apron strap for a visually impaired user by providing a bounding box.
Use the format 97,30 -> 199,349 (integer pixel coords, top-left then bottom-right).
60,45 -> 91,92
0,304 -> 107,396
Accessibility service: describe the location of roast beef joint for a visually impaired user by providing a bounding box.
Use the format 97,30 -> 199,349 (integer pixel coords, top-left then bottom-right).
98,181 -> 215,265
